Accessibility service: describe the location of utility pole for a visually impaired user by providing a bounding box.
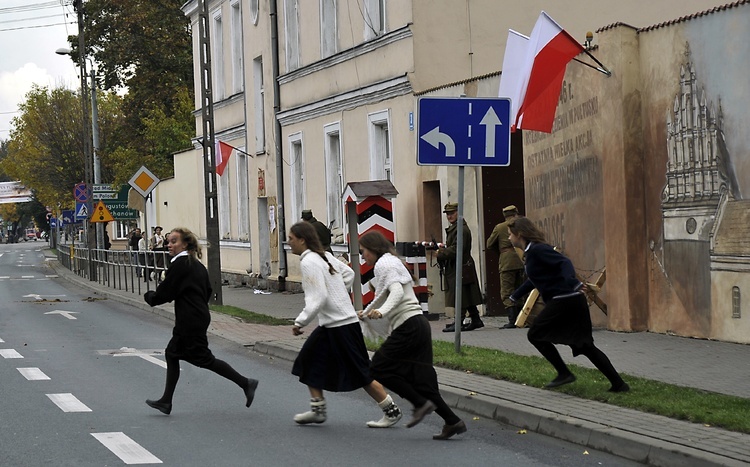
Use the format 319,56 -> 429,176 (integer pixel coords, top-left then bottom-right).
198,0 -> 223,304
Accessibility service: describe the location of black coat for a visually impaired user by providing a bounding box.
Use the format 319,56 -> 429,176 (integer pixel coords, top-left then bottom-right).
144,255 -> 212,337
437,219 -> 483,308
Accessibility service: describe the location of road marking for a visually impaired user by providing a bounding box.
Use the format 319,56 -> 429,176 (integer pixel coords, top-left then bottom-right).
24,293 -> 67,301
45,310 -> 79,320
0,337 -> 4,343
91,432 -> 162,465
18,367 -> 50,380
0,349 -> 23,358
47,393 -> 92,412
101,347 -> 167,369
46,275 -> 59,278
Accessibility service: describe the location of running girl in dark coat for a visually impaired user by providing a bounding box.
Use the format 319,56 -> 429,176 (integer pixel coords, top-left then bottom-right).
143,227 -> 259,414
508,217 -> 629,392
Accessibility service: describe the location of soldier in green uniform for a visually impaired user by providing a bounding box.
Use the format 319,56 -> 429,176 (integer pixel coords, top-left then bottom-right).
301,209 -> 333,253
486,205 -> 525,328
437,202 -> 484,332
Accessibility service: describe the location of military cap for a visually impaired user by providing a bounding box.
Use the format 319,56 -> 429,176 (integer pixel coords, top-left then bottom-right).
502,205 -> 518,213
301,209 -> 313,220
443,202 -> 458,213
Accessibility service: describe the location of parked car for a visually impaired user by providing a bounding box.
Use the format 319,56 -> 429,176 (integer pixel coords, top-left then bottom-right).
25,229 -> 38,241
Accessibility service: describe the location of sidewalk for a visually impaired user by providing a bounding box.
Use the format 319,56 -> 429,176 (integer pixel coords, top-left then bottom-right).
46,255 -> 750,466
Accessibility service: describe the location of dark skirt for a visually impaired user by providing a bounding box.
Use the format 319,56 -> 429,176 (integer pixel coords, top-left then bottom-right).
292,322 -> 373,392
527,293 -> 594,356
371,315 -> 440,393
165,334 -> 216,368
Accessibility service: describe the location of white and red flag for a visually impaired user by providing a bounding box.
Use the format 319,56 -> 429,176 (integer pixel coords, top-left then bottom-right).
499,11 -> 584,133
215,140 -> 234,176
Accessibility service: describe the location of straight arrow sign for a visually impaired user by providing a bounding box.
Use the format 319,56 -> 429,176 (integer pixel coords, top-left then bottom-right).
45,310 -> 79,320
480,107 -> 502,158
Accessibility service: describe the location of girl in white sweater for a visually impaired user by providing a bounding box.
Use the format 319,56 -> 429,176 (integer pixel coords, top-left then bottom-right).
359,231 -> 467,440
288,222 -> 401,428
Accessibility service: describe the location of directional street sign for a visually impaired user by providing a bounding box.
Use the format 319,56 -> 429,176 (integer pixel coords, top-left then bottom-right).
92,183 -> 118,200
61,209 -> 76,225
417,97 -> 511,166
103,185 -> 139,220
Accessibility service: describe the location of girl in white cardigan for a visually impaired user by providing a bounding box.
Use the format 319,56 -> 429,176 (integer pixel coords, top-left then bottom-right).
359,231 -> 467,440
288,222 -> 401,428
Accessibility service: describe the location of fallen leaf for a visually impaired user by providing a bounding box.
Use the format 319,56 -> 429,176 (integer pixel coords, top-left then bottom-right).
472,416 -> 480,421
468,391 -> 476,396
583,451 -> 589,455
517,429 -> 527,434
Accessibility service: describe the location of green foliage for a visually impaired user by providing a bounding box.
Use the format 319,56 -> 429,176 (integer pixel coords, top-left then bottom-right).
209,305 -> 294,326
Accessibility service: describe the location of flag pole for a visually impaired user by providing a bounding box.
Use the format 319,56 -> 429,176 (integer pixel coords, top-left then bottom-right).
573,50 -> 612,76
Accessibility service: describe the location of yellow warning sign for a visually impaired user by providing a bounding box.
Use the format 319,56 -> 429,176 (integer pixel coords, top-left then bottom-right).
90,200 -> 115,223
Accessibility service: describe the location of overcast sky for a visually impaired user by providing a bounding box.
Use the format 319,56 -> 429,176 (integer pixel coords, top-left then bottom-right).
0,1 -> 80,140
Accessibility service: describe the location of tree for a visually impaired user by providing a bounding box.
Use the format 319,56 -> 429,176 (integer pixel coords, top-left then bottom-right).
69,0 -> 195,181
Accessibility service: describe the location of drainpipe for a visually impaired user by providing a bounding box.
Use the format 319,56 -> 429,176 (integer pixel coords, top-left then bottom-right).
270,0 -> 287,290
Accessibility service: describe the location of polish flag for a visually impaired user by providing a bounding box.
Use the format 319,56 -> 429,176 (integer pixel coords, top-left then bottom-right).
215,140 -> 234,176
498,29 -> 530,131
499,11 -> 584,133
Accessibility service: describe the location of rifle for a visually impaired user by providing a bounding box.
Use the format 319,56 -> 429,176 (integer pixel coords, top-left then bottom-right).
416,236 -> 448,291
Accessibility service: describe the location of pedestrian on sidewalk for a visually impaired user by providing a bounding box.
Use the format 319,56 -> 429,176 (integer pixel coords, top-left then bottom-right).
437,202 -> 484,332
508,217 -> 629,392
359,231 -> 467,440
288,221 -> 402,428
143,227 -> 259,415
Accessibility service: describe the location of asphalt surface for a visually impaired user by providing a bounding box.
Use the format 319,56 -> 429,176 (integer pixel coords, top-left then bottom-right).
45,250 -> 750,466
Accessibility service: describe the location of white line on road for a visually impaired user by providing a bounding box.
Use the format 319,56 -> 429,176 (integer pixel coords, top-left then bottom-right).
0,349 -> 23,358
46,393 -> 92,412
45,310 -> 78,320
91,432 -> 162,465
0,337 -> 4,342
17,367 -> 50,380
103,347 -> 167,369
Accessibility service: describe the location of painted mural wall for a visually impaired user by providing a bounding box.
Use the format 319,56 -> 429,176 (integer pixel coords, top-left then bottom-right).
522,3 -> 750,342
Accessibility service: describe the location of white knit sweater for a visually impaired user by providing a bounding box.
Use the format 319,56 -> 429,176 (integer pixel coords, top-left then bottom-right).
294,250 -> 359,329
364,253 -> 422,331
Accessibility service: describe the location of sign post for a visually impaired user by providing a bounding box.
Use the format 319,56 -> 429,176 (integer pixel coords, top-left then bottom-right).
128,166 -> 160,274
417,97 -> 511,352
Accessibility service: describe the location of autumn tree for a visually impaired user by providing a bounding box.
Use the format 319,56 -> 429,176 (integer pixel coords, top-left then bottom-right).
69,0 -> 195,181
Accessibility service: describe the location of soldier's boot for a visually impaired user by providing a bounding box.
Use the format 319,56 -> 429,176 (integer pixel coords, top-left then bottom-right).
501,306 -> 519,329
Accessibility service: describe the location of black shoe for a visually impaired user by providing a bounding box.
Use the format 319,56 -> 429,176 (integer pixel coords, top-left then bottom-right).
433,420 -> 468,440
244,378 -> 259,407
406,400 -> 436,428
146,399 -> 172,415
545,373 -> 576,388
501,322 -> 517,329
442,323 -> 456,333
461,320 -> 484,331
608,382 -> 630,393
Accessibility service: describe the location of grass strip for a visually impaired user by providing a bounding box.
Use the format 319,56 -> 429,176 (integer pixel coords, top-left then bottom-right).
364,338 -> 750,434
210,304 -> 292,326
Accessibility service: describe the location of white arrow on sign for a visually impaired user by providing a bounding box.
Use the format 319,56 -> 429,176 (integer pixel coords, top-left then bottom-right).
421,126 -> 456,157
479,107 -> 502,158
45,310 -> 79,320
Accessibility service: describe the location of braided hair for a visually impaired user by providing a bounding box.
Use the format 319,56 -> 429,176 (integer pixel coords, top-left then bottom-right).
290,221 -> 336,275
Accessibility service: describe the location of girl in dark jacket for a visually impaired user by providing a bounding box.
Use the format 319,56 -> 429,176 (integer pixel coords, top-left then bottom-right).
508,217 -> 629,393
143,227 -> 259,414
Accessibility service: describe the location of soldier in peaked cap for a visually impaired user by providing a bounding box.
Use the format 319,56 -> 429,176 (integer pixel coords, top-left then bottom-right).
437,202 -> 484,332
486,205 -> 525,328
301,210 -> 333,253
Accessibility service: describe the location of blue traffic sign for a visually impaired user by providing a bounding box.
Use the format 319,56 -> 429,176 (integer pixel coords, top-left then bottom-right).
75,202 -> 90,221
417,97 -> 511,166
61,209 -> 76,225
74,183 -> 89,203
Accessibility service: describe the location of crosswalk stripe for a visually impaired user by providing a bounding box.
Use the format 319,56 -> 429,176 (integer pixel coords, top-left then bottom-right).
17,367 -> 50,380
91,432 -> 162,465
0,349 -> 23,358
46,393 -> 92,412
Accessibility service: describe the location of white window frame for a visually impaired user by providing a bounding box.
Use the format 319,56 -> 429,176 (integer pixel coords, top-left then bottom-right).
212,9 -> 225,100
283,0 -> 300,71
363,0 -> 385,41
368,110 -> 392,182
249,0 -> 259,25
252,56 -> 266,154
324,122 -> 344,233
236,146 -> 250,241
218,167 -> 231,239
320,0 -> 337,59
289,132 -> 305,224
230,0 -> 243,94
